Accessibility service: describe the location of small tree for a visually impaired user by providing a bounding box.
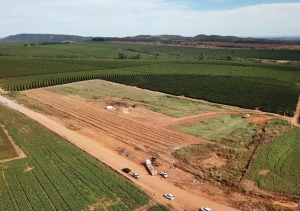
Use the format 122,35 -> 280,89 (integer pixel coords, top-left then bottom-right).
226,55 -> 233,61
118,53 -> 127,59
198,53 -> 204,60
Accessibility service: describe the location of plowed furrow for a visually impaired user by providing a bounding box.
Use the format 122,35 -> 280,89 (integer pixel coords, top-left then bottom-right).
24,92 -> 170,150
33,90 -> 187,144
22,90 -> 196,150
25,90 -> 186,146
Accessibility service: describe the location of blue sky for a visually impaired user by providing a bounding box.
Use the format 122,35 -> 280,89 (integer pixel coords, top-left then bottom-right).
171,0 -> 300,10
1,0 -> 299,38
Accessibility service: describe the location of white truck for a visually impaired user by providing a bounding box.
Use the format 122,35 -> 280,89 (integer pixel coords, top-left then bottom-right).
145,159 -> 157,175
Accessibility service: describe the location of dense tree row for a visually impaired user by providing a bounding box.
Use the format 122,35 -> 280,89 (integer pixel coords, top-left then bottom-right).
102,74 -> 298,116
1,73 -> 297,116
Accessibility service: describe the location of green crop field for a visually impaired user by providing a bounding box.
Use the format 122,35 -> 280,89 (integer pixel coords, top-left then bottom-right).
100,74 -> 299,116
1,41 -> 300,61
0,125 -> 18,160
0,46 -> 299,116
0,104 -> 168,211
247,127 -> 300,195
172,114 -> 260,147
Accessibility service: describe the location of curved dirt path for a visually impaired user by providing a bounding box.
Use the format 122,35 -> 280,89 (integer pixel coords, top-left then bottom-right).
0,94 -> 239,211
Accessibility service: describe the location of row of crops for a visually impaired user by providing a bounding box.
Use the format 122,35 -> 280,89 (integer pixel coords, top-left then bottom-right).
2,42 -> 300,61
0,105 -> 168,211
0,71 -> 298,115
0,43 -> 299,116
247,127 -> 300,195
102,74 -> 299,116
0,56 -> 160,78
1,56 -> 300,79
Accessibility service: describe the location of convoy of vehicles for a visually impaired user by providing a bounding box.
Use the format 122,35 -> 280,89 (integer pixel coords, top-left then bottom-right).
122,157 -> 214,209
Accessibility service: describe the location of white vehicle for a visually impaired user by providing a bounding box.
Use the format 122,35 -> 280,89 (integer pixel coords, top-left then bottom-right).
132,173 -> 140,179
242,113 -> 250,118
160,171 -> 168,178
164,193 -> 174,200
200,207 -> 212,211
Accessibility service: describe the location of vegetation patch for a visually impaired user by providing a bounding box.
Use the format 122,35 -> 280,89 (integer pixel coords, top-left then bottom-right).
0,125 -> 18,160
147,204 -> 170,211
173,114 -> 260,147
247,127 -> 300,195
173,118 -> 292,188
145,105 -> 186,118
173,143 -> 250,186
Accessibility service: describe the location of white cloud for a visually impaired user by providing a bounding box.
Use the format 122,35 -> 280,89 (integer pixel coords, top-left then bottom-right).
0,1 -> 299,37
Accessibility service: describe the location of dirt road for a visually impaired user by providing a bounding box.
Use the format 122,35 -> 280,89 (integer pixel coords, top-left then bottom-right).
0,94 -> 239,211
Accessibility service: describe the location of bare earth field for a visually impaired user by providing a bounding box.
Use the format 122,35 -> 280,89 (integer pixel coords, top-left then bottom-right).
1,81 -> 299,210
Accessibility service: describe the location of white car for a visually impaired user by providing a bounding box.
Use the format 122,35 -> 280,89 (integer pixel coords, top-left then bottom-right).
201,207 -> 212,211
132,173 -> 140,179
160,172 -> 168,178
164,193 -> 174,200
242,114 -> 250,118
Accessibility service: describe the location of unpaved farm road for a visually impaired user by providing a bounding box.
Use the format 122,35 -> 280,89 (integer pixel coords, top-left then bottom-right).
0,95 -> 239,211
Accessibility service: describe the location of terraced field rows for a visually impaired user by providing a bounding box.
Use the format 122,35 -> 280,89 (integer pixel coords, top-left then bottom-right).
22,90 -> 200,153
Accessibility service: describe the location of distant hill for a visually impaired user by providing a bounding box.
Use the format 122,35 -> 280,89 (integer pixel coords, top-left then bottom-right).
0,33 -> 92,43
1,33 -> 299,44
94,34 -> 300,44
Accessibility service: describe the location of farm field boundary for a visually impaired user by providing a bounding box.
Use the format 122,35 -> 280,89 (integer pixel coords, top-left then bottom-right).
0,123 -> 25,162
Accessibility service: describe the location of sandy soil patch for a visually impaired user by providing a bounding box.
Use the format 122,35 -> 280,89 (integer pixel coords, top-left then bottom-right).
202,152 -> 228,168
259,169 -> 270,175
246,114 -> 271,125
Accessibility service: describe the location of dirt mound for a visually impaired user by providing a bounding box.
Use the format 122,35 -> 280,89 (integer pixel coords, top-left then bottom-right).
259,169 -> 270,175
246,114 -> 271,125
202,152 -> 228,167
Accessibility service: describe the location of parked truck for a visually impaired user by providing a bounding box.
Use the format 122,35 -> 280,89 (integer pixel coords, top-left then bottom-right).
145,159 -> 157,175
